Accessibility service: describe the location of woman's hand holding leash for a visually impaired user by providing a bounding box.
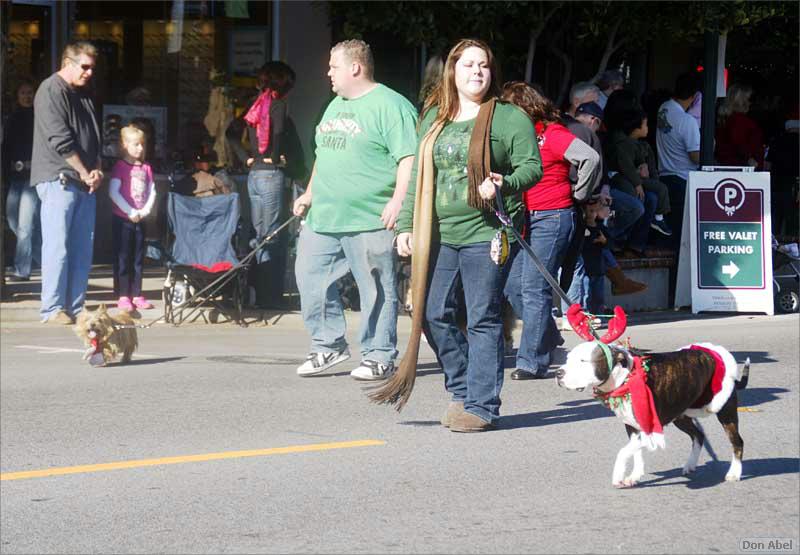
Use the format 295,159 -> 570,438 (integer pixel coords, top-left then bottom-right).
479,172 -> 503,200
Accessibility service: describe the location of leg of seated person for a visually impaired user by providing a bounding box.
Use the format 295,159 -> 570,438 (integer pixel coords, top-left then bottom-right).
642,178 -> 671,215
608,189 -> 644,249
660,175 -> 687,249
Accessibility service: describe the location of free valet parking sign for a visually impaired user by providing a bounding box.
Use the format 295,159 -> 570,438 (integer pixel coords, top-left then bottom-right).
688,171 -> 773,314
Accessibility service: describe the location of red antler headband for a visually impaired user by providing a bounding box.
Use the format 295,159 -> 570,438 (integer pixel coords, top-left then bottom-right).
566,303 -> 627,344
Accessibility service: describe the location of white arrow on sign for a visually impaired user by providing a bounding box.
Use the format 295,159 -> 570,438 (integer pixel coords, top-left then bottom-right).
722,261 -> 740,279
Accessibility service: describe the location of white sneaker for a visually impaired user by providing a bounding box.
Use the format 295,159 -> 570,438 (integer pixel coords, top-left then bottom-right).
350,359 -> 395,381
296,349 -> 350,377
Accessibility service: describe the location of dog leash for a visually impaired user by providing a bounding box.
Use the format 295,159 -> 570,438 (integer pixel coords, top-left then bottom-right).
492,185 -> 601,341
113,214 -> 301,330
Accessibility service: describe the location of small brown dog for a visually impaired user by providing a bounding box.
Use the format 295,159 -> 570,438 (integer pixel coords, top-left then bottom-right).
74,304 -> 138,366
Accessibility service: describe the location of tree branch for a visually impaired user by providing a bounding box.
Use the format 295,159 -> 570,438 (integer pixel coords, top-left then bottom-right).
525,1 -> 563,83
590,18 -> 624,84
549,43 -> 573,108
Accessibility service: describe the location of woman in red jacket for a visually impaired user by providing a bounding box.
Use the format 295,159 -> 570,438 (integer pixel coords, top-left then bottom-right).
715,83 -> 764,168
501,82 -> 600,380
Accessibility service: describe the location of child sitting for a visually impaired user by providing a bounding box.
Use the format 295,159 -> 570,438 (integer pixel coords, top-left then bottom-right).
605,109 -> 672,238
109,125 -> 157,312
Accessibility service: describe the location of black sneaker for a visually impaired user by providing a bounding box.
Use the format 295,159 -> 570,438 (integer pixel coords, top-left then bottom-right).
650,219 -> 673,236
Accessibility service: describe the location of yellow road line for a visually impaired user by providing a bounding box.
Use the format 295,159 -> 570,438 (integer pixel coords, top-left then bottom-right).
1,439 -> 386,481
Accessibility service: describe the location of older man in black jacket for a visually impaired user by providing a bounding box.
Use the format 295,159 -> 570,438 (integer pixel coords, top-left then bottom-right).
31,41 -> 102,324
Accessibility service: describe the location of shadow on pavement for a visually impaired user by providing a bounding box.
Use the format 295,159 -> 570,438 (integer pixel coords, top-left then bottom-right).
499,400 -> 612,430
730,350 -> 779,364
737,386 -> 791,407
107,356 -> 185,367
638,457 -> 800,490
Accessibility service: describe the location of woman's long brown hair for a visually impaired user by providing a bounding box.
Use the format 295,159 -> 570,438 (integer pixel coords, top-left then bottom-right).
500,81 -> 561,130
422,38 -> 501,126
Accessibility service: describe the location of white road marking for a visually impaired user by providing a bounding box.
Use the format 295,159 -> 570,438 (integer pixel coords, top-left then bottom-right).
15,345 -> 160,358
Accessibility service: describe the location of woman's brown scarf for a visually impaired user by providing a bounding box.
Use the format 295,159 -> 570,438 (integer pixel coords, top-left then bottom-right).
369,99 -> 497,410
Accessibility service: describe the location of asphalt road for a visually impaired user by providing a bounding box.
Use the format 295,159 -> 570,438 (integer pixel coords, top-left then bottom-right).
1,311 -> 798,554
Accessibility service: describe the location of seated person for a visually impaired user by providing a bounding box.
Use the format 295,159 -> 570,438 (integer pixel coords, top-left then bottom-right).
605,109 -> 672,238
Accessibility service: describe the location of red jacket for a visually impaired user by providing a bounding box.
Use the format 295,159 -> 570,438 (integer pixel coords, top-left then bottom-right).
715,112 -> 764,168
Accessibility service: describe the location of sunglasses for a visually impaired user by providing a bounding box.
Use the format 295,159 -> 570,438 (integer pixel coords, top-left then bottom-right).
69,58 -> 95,72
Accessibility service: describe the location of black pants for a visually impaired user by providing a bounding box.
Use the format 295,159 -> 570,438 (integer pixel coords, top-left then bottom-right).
112,215 -> 145,298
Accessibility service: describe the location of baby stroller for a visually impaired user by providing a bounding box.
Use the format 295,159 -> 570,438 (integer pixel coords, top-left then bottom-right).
162,191 -> 249,326
772,237 -> 800,313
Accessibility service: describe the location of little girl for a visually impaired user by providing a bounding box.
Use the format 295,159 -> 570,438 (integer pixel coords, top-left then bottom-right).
109,125 -> 157,312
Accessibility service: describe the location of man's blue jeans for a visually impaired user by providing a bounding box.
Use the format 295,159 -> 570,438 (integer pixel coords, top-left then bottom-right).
36,180 -> 96,320
5,177 -> 41,278
505,208 -> 575,375
295,226 -> 398,365
424,241 -> 509,424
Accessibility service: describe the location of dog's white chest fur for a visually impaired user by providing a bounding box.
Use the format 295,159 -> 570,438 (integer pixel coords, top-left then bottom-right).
608,397 -> 640,430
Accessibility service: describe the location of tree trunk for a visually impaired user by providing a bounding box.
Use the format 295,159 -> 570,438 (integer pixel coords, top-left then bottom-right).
524,2 -> 562,84
550,44 -> 572,109
524,31 -> 538,84
590,19 -> 625,84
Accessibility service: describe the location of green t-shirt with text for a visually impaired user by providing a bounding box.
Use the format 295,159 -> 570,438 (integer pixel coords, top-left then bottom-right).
306,84 -> 418,233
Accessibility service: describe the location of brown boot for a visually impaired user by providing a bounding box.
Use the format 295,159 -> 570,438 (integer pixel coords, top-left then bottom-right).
440,401 -> 465,428
606,266 -> 648,296
449,411 -> 495,433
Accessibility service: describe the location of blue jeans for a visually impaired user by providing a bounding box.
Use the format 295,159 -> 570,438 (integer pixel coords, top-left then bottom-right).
608,189 -> 645,251
295,226 -> 398,364
505,208 -> 575,374
36,180 -> 96,319
247,168 -> 285,264
561,255 -> 586,315
425,241 -> 509,424
5,177 -> 41,277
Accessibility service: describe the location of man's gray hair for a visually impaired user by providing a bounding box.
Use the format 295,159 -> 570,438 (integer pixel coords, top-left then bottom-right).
61,41 -> 98,66
570,81 -> 600,106
332,39 -> 374,80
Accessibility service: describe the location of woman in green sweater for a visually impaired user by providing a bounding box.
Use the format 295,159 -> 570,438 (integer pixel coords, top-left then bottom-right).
394,39 -> 542,432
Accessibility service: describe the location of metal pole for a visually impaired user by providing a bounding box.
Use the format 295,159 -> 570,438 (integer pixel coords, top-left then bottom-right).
700,31 -> 719,166
272,0 -> 280,60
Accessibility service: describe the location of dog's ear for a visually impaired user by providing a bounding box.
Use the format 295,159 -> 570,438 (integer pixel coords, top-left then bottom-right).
98,304 -> 107,313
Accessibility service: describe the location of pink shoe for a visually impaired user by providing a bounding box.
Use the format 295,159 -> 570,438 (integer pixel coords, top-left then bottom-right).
118,296 -> 134,312
132,296 -> 154,310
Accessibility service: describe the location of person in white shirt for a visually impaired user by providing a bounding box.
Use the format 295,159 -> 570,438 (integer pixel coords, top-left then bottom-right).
656,71 -> 701,248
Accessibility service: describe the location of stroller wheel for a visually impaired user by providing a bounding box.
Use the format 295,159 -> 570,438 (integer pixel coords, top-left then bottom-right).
776,291 -> 799,313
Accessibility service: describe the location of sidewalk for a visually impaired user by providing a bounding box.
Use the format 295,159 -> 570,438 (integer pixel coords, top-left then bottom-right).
2,264 -> 775,330
0,264 -> 306,329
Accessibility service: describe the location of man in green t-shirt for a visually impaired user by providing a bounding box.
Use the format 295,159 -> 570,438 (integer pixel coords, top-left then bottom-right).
292,39 -> 418,380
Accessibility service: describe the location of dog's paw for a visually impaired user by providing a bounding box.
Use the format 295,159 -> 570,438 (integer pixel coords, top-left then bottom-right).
725,469 -> 742,482
682,464 -> 696,475
613,479 -> 639,489
725,459 -> 742,482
